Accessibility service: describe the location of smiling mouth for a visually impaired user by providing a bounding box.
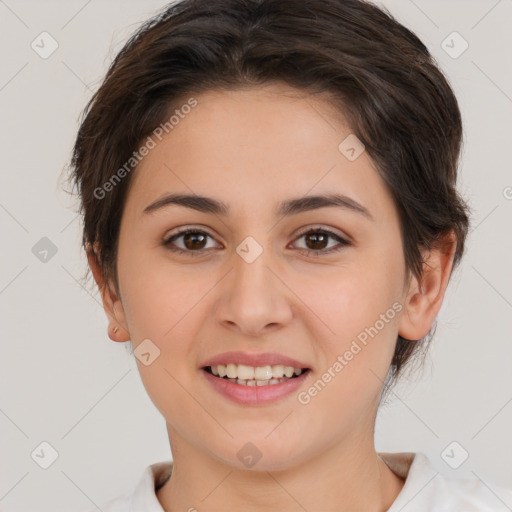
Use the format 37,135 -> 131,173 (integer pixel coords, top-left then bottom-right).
203,365 -> 311,387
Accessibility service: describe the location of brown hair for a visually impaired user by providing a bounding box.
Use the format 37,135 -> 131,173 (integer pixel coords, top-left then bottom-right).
65,0 -> 471,387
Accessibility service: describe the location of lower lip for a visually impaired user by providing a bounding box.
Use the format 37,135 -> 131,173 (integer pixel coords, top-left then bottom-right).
201,368 -> 311,405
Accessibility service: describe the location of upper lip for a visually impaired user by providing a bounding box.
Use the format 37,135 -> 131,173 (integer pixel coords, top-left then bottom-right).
200,351 -> 310,369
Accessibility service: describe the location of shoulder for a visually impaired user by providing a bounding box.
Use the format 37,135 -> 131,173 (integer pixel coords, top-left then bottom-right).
79,493 -> 131,512
430,473 -> 512,509
79,461 -> 172,512
383,451 -> 512,511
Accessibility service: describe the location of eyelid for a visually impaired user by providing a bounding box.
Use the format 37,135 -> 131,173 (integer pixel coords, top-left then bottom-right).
164,224 -> 350,242
163,225 -> 218,241
292,224 -> 351,242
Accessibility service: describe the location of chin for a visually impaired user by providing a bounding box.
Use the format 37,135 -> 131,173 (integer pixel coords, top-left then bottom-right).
210,438 -> 308,473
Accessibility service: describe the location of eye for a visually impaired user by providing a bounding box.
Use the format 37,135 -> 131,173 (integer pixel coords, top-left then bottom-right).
163,228 -> 219,256
162,226 -> 351,257
291,227 -> 350,255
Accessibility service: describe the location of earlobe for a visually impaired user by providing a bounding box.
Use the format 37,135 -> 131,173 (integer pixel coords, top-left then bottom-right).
86,244 -> 130,343
108,320 -> 130,343
398,233 -> 457,342
108,298 -> 131,342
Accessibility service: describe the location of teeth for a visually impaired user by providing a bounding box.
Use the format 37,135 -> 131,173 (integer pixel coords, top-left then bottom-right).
209,363 -> 304,382
226,363 -> 237,379
237,378 -> 256,386
254,366 -> 272,380
272,365 -> 284,378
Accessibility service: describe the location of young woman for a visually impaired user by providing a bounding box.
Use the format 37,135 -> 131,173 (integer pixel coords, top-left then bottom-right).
69,0 -> 512,510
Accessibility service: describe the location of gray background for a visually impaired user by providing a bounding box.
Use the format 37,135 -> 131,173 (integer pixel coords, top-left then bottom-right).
1,0 -> 511,510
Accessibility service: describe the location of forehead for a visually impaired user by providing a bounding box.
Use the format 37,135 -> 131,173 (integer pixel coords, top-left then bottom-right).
124,84 -> 394,223
162,84 -> 349,156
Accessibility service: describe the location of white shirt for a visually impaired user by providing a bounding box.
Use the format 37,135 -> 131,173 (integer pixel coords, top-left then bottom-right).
88,452 -> 512,511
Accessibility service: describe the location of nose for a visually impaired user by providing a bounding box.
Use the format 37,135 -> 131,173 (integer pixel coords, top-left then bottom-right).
215,242 -> 293,337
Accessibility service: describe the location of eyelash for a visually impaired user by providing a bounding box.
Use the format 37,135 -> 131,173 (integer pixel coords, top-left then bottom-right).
162,227 -> 351,257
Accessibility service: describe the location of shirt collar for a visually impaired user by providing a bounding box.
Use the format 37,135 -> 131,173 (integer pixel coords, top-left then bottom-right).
127,452 -> 430,511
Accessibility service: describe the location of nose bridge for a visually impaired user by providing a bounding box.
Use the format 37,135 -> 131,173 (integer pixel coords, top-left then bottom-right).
232,234 -> 274,304
217,234 -> 292,334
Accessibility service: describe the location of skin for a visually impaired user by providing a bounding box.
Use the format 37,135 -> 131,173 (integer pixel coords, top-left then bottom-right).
88,83 -> 456,511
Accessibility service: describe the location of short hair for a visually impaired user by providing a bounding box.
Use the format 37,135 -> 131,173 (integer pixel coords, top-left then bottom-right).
66,0 -> 471,387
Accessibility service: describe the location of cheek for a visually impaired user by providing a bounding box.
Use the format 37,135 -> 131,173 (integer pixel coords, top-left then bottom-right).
117,245 -> 198,340
292,254 -> 403,344
290,254 -> 403,400
119,258 -> 203,423
294,279 -> 400,431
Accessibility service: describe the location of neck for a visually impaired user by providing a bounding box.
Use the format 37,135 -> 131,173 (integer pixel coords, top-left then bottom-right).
156,427 -> 405,512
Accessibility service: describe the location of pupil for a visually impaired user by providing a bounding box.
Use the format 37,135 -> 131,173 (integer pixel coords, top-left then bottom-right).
184,233 -> 206,250
307,233 -> 327,250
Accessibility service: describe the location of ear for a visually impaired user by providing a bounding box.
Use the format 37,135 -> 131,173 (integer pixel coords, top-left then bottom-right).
87,243 -> 130,343
398,232 -> 457,341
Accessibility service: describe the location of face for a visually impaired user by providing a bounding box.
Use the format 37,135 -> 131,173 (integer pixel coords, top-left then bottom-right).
93,83 -> 440,471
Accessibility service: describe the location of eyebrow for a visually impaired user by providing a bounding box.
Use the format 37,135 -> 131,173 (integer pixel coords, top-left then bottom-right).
142,192 -> 373,220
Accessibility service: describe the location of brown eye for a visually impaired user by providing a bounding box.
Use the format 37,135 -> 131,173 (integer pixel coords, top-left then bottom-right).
181,232 -> 207,250
163,226 -> 350,258
163,229 -> 218,256
304,232 -> 329,250
293,228 -> 350,255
